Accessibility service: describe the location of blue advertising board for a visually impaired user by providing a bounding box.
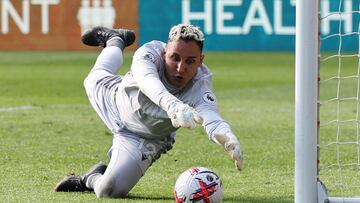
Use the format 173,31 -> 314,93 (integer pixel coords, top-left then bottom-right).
139,0 -> 359,51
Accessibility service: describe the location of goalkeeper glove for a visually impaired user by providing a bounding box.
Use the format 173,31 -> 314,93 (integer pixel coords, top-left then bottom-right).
166,100 -> 203,129
214,133 -> 243,171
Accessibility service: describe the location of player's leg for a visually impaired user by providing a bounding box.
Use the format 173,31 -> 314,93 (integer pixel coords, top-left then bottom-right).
86,133 -> 176,198
85,136 -> 149,198
54,133 -> 175,196
54,135 -> 145,196
83,46 -> 123,91
82,27 -> 135,131
88,147 -> 143,197
55,27 -> 136,193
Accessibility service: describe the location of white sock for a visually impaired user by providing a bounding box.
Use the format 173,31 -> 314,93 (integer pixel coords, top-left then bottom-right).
107,37 -> 125,50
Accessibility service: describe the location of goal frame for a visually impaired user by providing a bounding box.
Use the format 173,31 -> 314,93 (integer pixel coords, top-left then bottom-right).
294,0 -> 319,202
295,0 -> 360,202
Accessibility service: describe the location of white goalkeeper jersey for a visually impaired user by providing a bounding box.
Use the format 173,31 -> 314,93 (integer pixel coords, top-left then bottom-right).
115,40 -> 232,140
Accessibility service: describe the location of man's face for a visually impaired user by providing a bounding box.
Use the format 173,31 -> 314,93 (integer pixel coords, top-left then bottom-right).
163,39 -> 204,88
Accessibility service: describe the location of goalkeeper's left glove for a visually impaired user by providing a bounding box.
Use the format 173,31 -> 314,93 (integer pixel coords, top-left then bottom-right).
214,132 -> 243,171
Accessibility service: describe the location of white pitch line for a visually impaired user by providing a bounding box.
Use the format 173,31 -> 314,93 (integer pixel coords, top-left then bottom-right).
0,105 -> 37,112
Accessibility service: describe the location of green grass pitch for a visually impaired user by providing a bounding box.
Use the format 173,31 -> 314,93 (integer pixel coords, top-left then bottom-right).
0,51 -> 295,202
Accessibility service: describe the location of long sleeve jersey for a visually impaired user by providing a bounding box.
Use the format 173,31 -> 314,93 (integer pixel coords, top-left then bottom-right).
115,40 -> 232,141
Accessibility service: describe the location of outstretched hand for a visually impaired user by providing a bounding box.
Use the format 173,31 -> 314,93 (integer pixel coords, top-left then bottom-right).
166,100 -> 203,129
214,133 -> 243,171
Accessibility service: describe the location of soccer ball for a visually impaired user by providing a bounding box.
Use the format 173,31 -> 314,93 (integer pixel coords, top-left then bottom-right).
173,166 -> 224,203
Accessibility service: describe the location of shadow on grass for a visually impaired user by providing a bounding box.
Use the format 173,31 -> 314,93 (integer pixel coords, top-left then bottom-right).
224,196 -> 293,203
125,194 -> 292,203
126,194 -> 173,200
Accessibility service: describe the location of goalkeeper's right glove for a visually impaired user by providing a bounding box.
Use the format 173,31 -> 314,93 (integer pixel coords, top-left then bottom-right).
166,100 -> 203,129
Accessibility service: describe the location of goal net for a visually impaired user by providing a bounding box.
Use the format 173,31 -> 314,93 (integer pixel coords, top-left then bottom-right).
295,0 -> 360,202
318,0 -> 360,201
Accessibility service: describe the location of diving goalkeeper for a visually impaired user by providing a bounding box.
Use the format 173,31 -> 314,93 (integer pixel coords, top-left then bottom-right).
54,24 -> 243,198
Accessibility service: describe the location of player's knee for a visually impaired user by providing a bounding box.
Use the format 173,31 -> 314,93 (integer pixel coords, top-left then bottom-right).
83,72 -> 101,96
94,176 -> 131,198
94,176 -> 114,198
83,73 -> 94,93
83,69 -> 112,94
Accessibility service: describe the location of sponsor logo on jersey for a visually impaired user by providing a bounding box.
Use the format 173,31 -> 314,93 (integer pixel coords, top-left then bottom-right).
142,53 -> 156,63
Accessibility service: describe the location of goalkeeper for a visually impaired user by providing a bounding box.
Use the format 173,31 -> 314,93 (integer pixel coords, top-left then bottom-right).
54,24 -> 243,198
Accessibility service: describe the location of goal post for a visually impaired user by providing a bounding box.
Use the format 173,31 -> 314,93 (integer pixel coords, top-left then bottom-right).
295,0 -> 360,202
294,0 -> 319,202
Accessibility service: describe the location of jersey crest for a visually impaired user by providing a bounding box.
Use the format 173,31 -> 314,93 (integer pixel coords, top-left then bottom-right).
202,92 -> 216,104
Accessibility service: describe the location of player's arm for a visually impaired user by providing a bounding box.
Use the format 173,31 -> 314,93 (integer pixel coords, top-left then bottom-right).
195,91 -> 243,171
130,42 -> 202,128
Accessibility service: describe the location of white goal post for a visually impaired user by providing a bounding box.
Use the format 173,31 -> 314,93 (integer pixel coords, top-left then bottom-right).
295,0 -> 360,202
294,0 -> 319,202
